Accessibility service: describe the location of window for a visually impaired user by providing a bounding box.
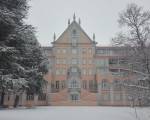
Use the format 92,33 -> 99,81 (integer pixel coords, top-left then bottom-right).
82,59 -> 86,64
72,59 -> 78,64
109,58 -> 118,64
98,59 -> 108,67
89,48 -> 92,54
71,94 -> 79,101
26,94 -> 34,101
62,49 -> 66,54
62,59 -> 66,64
88,69 -> 92,75
83,69 -> 86,75
61,80 -> 66,89
71,67 -> 78,72
72,37 -> 77,46
56,69 -> 60,75
72,29 -> 77,36
57,49 -> 61,54
56,59 -> 60,64
72,48 -> 77,54
82,80 -> 87,89
82,48 -> 86,54
62,69 -> 66,75
71,80 -> 79,88
38,94 -> 46,101
101,79 -> 109,90
89,59 -> 92,64
56,81 -> 59,89
89,80 -> 98,92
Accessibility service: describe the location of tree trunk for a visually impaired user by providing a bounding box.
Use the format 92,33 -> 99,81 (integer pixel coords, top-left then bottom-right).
14,95 -> 19,108
0,88 -> 5,106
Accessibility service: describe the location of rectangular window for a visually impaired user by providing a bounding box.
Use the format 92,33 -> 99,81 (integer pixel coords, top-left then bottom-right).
62,69 -> 66,75
57,48 -> 61,54
89,80 -> 98,92
72,37 -> 77,46
72,59 -> 78,64
38,94 -> 46,101
82,48 -> 86,54
61,80 -> 66,89
72,48 -> 77,54
62,59 -> 66,64
56,69 -> 60,75
56,59 -> 60,64
71,94 -> 79,101
88,59 -> 92,64
89,48 -> 92,54
82,80 -> 87,89
62,48 -> 66,54
71,67 -> 78,72
26,94 -> 34,101
88,69 -> 92,75
56,81 -> 59,89
83,69 -> 86,75
82,59 -> 86,64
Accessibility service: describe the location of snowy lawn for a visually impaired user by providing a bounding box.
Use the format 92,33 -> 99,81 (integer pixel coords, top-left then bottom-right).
0,106 -> 150,120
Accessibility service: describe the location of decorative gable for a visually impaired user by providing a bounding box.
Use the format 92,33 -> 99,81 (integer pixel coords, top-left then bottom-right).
52,19 -> 94,45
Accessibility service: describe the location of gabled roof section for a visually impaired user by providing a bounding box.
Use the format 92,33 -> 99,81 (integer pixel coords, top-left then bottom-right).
52,19 -> 96,44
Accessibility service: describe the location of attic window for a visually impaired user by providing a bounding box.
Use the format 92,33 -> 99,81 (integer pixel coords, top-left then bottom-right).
72,29 -> 77,36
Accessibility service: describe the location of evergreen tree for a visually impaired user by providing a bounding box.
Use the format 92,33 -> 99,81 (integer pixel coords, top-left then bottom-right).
0,0 -> 48,107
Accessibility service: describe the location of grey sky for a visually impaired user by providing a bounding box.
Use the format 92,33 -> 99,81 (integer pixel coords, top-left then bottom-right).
25,0 -> 150,46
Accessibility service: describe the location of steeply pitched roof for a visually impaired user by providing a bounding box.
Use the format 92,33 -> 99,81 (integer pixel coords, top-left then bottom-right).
52,20 -> 96,44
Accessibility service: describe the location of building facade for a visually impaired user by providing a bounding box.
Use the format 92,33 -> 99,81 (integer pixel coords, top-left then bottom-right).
43,16 -> 137,106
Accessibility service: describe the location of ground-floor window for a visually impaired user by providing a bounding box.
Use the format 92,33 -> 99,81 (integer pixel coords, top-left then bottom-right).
26,94 -> 34,101
38,93 -> 46,101
70,94 -> 79,101
89,80 -> 98,92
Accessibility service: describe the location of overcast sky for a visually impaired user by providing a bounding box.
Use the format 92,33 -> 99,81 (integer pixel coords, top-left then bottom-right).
25,0 -> 150,46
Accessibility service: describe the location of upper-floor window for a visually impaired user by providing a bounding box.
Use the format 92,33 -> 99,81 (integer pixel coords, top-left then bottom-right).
83,69 -> 86,75
56,59 -> 60,64
101,79 -> 109,90
57,48 -> 61,54
82,59 -> 86,64
72,48 -> 77,54
82,48 -> 86,54
89,59 -> 92,64
88,69 -> 93,75
72,59 -> 78,64
62,59 -> 66,64
72,29 -> 77,36
88,48 -> 92,54
71,67 -> 78,72
62,48 -> 66,54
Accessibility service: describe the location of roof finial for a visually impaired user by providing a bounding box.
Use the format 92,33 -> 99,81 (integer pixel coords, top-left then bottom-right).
73,13 -> 76,21
79,18 -> 81,25
68,19 -> 70,25
53,33 -> 56,42
93,33 -> 95,41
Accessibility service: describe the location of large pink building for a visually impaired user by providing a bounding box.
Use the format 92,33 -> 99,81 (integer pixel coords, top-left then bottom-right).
43,16 -> 136,106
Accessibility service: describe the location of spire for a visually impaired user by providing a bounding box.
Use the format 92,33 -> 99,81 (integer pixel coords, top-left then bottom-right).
68,19 -> 70,25
53,33 -> 56,42
93,33 -> 95,41
78,18 -> 81,25
73,13 -> 76,21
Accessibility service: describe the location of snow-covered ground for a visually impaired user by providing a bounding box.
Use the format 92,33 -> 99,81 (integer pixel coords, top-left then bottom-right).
0,106 -> 150,120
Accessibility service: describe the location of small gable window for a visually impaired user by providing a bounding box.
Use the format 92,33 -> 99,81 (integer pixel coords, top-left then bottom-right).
72,29 -> 77,36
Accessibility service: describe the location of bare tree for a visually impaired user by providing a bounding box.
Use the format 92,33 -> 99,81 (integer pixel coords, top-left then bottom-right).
112,3 -> 150,106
